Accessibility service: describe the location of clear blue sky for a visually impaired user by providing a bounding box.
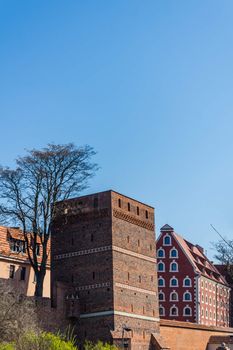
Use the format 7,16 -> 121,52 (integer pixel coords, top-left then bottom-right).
1,1 -> 233,259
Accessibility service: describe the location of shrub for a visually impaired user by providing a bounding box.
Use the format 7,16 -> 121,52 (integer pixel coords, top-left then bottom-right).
1,331 -> 78,350
18,332 -> 77,350
84,341 -> 118,350
0,344 -> 15,350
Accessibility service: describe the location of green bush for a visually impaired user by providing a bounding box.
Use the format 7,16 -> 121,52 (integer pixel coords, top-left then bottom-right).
84,341 -> 118,350
0,344 -> 15,350
0,331 -> 78,350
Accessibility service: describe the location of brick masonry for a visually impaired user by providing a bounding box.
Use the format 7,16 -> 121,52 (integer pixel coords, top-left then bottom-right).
51,190 -> 160,349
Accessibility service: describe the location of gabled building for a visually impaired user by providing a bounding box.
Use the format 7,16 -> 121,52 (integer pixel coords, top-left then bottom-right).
0,225 -> 50,297
156,224 -> 230,327
214,264 -> 233,327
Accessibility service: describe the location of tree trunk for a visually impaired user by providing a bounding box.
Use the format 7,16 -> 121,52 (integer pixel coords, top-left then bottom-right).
34,271 -> 45,297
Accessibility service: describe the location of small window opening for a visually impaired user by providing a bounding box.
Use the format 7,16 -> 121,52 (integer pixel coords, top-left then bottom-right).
9,265 -> 15,279
137,206 -> 140,215
118,199 -> 121,208
20,267 -> 26,281
128,203 -> 130,211
93,197 -> 98,208
93,272 -> 95,280
145,210 -> 148,219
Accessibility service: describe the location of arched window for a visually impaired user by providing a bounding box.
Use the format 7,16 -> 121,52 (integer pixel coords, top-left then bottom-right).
163,234 -> 171,246
170,247 -> 178,258
158,277 -> 165,287
170,261 -> 178,272
158,261 -> 165,272
159,305 -> 165,316
170,277 -> 178,287
183,306 -> 192,316
170,291 -> 178,301
158,291 -> 165,301
183,291 -> 192,301
183,277 -> 191,287
170,305 -> 178,316
157,248 -> 165,258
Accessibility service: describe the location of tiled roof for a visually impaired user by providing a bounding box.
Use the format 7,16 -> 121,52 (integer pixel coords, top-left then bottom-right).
0,225 -> 50,265
163,226 -> 228,285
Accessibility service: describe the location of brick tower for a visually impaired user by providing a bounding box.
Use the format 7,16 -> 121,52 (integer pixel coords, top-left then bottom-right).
51,190 -> 160,349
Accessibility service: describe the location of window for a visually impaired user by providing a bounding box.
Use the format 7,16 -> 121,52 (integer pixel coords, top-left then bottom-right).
158,262 -> 165,272
170,248 -> 178,258
9,265 -> 15,279
183,277 -> 191,287
128,203 -> 130,211
118,199 -> 121,208
20,267 -> 26,281
139,275 -> 141,283
170,291 -> 178,301
170,261 -> 178,272
159,305 -> 165,316
137,206 -> 139,215
157,248 -> 165,258
170,277 -> 178,287
183,306 -> 192,316
158,277 -> 165,287
92,272 -> 95,280
10,239 -> 26,253
159,291 -> 165,301
170,305 -> 178,316
163,234 -> 171,246
145,210 -> 148,219
183,291 -> 192,301
36,244 -> 40,256
93,197 -> 98,208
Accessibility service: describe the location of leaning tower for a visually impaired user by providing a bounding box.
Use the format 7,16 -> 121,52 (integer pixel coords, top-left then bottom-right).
51,190 -> 159,349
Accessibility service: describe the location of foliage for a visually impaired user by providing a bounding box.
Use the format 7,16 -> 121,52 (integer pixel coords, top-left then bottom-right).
17,332 -> 77,350
0,143 -> 98,296
0,281 -> 37,343
84,340 -> 118,350
0,344 -> 15,350
0,331 -> 78,350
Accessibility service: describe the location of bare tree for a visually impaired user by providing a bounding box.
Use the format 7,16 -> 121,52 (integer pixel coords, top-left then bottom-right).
211,225 -> 233,279
0,143 -> 98,297
0,280 -> 37,342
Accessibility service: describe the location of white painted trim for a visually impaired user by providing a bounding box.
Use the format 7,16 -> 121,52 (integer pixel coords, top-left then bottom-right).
169,247 -> 178,258
112,246 -> 156,263
115,283 -> 157,296
80,310 -> 160,322
158,260 -> 165,272
163,233 -> 172,246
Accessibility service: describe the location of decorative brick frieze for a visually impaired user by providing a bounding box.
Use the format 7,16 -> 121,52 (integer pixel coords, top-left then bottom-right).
54,245 -> 156,263
75,282 -> 111,291
54,245 -> 112,260
113,208 -> 154,231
